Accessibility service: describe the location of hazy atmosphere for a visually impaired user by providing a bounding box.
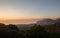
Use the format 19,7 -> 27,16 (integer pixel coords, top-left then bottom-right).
0,0 -> 60,24
0,0 -> 60,38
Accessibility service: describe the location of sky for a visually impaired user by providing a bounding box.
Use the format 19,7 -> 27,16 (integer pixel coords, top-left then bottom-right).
0,0 -> 60,24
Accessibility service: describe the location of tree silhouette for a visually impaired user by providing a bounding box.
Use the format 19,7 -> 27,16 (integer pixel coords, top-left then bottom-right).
8,24 -> 19,31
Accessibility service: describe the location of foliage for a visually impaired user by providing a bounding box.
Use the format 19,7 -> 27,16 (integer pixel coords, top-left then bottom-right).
0,23 -> 60,38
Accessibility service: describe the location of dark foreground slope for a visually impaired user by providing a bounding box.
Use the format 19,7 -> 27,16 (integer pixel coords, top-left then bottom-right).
0,23 -> 60,38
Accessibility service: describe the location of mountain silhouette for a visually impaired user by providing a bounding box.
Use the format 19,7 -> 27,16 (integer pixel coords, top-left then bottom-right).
36,18 -> 60,25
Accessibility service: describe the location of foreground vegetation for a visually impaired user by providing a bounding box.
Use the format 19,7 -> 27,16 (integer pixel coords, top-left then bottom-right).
0,23 -> 60,38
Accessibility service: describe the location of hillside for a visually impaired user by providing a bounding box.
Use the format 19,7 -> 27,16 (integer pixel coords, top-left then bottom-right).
36,18 -> 60,25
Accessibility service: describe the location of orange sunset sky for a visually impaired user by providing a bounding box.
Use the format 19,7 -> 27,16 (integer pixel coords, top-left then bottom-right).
0,0 -> 60,24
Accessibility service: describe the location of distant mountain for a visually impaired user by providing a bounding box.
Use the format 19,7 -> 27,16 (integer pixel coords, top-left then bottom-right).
36,18 -> 60,32
36,18 -> 60,25
56,18 -> 60,23
36,18 -> 55,25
